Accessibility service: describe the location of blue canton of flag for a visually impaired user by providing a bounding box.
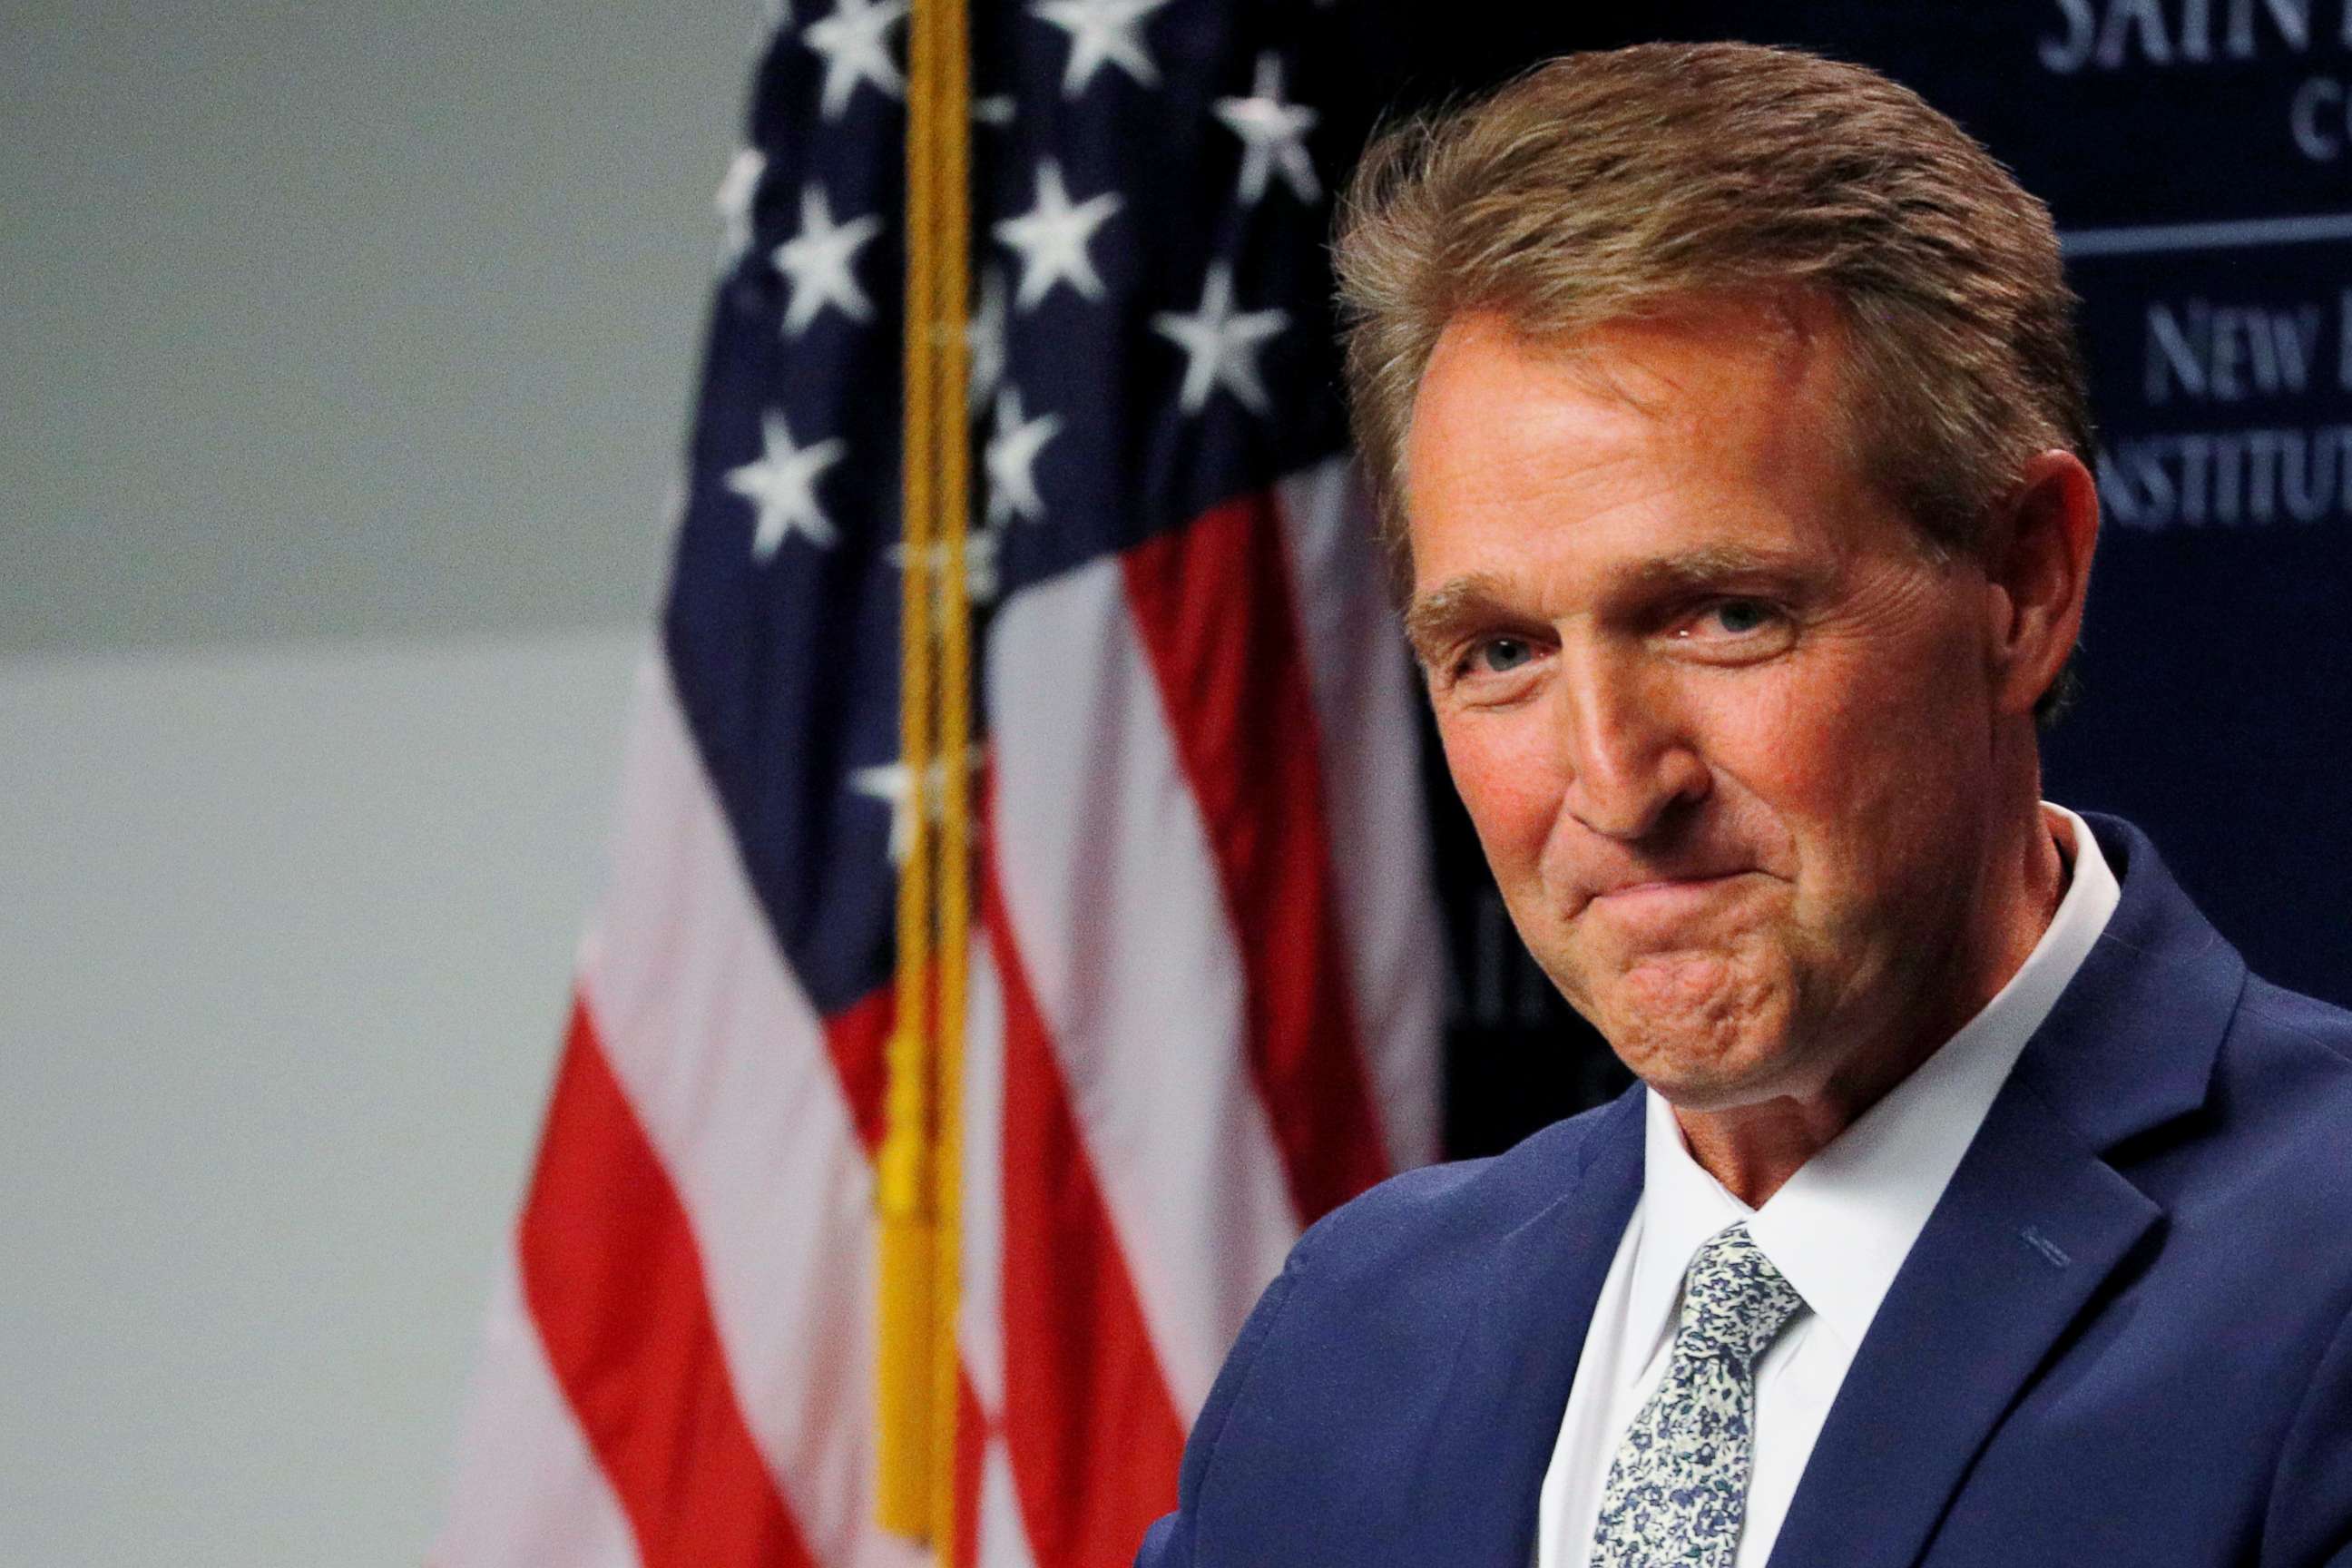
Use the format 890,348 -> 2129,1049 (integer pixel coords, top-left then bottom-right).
679,0 -> 1355,1016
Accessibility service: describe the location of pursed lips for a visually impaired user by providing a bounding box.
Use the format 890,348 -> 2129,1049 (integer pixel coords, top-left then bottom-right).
1576,867 -> 1756,919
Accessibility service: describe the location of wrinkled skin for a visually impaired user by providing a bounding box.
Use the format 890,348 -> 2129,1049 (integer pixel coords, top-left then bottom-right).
1401,301 -> 2094,1200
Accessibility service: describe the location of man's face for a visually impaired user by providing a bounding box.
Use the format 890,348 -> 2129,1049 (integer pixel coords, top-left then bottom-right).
1402,304 -> 2009,1112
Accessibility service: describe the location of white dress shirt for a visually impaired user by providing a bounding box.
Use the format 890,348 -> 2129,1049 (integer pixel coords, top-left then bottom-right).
1534,804 -> 2122,1568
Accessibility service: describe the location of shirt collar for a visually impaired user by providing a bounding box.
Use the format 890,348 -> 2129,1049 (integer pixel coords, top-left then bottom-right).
1626,803 -> 2122,1358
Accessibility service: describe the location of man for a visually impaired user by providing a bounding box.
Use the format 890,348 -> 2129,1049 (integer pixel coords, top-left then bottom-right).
1135,42 -> 2352,1568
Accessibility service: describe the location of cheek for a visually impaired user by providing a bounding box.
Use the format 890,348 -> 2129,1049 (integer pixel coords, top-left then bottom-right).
1436,711 -> 1562,875
1682,675 -> 1839,832
1718,642 -> 1992,896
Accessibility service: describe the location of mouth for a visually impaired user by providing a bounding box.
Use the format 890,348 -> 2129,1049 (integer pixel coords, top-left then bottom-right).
1585,871 -> 1754,924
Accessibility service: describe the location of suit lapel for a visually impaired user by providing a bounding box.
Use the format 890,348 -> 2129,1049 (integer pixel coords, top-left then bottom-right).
1763,1079 -> 2160,1568
1396,1088 -> 1645,1566
1768,815 -> 2240,1568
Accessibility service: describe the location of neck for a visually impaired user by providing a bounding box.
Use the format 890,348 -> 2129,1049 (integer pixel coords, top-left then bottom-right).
1674,800 -> 2070,1208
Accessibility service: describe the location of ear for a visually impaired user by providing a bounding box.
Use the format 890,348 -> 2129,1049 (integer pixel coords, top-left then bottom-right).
1983,449 -> 2099,719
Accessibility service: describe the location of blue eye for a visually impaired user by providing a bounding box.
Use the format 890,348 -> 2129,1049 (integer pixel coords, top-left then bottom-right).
1474,637 -> 1534,674
1710,600 -> 1774,634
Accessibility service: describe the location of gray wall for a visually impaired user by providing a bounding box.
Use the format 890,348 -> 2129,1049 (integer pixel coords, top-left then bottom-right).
2,4 -> 758,1561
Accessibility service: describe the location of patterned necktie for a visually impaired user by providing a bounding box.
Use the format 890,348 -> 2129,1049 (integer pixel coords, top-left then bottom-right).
1589,1222 -> 1808,1568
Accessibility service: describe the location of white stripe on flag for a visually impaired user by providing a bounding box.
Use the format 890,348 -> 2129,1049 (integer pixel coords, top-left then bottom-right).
987,553 -> 1301,1419
578,654 -> 924,1568
432,1268 -> 641,1568
976,1439 -> 1042,1568
958,924 -> 1009,1416
1273,458 -> 1446,1171
978,554 -> 1298,1419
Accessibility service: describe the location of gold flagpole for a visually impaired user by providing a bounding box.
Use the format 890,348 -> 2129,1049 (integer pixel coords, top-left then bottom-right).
879,0 -> 969,1555
927,0 -> 975,1551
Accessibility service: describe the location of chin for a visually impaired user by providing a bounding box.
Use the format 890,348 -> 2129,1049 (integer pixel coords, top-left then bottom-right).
1578,945 -> 1803,1107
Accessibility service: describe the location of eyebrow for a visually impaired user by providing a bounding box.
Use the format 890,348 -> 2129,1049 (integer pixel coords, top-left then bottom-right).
1401,573 -> 1512,666
1614,542 -> 1826,596
1402,544 -> 1828,663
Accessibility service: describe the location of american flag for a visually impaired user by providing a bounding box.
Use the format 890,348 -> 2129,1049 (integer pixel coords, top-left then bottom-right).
435,2 -> 1441,1563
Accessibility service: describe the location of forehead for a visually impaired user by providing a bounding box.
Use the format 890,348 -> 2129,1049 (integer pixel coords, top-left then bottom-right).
1399,302 -> 1881,597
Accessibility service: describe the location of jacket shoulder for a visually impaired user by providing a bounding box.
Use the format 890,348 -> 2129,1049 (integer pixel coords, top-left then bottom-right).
2234,974 -> 2352,1065
1145,1097 -> 1635,1566
1289,1094 -> 1628,1285
2201,972 -> 2352,1220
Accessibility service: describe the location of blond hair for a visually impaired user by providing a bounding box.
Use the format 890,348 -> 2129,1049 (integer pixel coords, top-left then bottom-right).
1335,43 -> 2092,628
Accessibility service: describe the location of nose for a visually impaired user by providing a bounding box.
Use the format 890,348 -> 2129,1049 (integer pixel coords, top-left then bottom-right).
1551,645 -> 1710,841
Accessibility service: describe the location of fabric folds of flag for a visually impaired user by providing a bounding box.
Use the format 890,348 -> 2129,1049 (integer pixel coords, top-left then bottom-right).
435,3 -> 1443,1564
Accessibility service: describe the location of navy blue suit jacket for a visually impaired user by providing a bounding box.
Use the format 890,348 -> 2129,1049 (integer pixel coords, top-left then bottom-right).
1137,815 -> 2352,1566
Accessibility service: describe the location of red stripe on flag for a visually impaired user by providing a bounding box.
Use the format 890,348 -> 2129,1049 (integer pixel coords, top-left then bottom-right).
955,1368 -> 985,1568
984,858 -> 1189,1566
1122,493 -> 1393,1220
823,984 -> 894,1158
517,995 -> 817,1568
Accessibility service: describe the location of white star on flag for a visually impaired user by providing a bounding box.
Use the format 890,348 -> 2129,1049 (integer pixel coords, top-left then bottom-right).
1152,260 -> 1289,416
993,162 -> 1122,311
985,387 -> 1063,525
725,410 -> 847,558
887,526 -> 1002,608
803,0 -> 907,119
773,184 -> 883,335
1029,0 -> 1174,96
715,146 -> 767,266
1215,54 -> 1319,206
849,747 -> 984,866
973,93 -> 1017,127
966,266 -> 1010,414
